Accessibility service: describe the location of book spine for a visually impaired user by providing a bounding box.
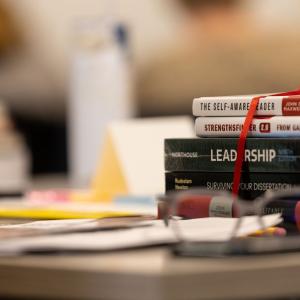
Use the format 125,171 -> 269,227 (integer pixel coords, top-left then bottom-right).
164,138 -> 300,172
193,96 -> 300,117
158,194 -> 236,219
159,195 -> 300,227
195,116 -> 300,137
165,172 -> 300,200
264,200 -> 299,224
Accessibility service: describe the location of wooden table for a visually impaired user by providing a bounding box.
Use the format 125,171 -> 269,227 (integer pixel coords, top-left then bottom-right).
0,246 -> 300,299
1,176 -> 300,299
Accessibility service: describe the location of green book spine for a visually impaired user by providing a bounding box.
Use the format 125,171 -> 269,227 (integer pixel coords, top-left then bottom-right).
165,138 -> 300,172
165,172 -> 300,200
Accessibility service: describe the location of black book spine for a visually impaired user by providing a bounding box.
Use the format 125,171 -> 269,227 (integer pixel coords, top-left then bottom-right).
264,200 -> 298,223
165,138 -> 300,173
165,172 -> 300,200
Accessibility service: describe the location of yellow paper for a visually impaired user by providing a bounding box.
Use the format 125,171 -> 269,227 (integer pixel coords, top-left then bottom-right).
0,208 -> 137,220
85,117 -> 194,202
91,133 -> 128,201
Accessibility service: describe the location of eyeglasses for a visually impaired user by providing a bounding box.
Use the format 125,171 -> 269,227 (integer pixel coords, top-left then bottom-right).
158,188 -> 300,257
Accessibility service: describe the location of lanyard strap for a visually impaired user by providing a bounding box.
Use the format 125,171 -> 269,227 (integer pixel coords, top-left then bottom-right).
232,88 -> 300,196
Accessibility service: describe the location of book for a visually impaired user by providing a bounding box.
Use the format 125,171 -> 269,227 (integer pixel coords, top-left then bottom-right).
158,190 -> 299,228
193,95 -> 300,117
165,172 -> 300,200
195,116 -> 300,137
165,138 -> 300,173
263,199 -> 300,225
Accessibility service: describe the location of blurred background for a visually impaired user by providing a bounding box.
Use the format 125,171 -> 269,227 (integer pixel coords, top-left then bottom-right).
0,0 -> 299,189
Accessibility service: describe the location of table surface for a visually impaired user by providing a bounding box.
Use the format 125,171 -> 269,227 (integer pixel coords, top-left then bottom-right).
1,176 -> 300,300
1,246 -> 300,300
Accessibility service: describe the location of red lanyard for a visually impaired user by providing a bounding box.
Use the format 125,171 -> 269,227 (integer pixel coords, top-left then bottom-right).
232,88 -> 300,196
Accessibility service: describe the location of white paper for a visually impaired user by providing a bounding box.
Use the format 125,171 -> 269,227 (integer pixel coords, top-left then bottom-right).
0,214 -> 282,255
110,116 -> 194,194
0,219 -> 97,231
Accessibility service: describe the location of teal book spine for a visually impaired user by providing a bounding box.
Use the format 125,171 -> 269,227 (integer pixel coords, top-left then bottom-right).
165,138 -> 300,173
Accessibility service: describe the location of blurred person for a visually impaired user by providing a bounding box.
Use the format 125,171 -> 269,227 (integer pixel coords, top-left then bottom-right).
0,1 -> 67,174
0,2 -> 19,54
0,0 -> 299,174
0,1 -> 64,121
137,0 -> 300,116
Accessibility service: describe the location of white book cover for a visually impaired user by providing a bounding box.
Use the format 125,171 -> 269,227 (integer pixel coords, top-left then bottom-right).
195,116 -> 300,137
193,95 -> 300,117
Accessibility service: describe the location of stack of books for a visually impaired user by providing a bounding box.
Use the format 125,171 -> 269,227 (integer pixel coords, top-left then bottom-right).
165,95 -> 300,199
